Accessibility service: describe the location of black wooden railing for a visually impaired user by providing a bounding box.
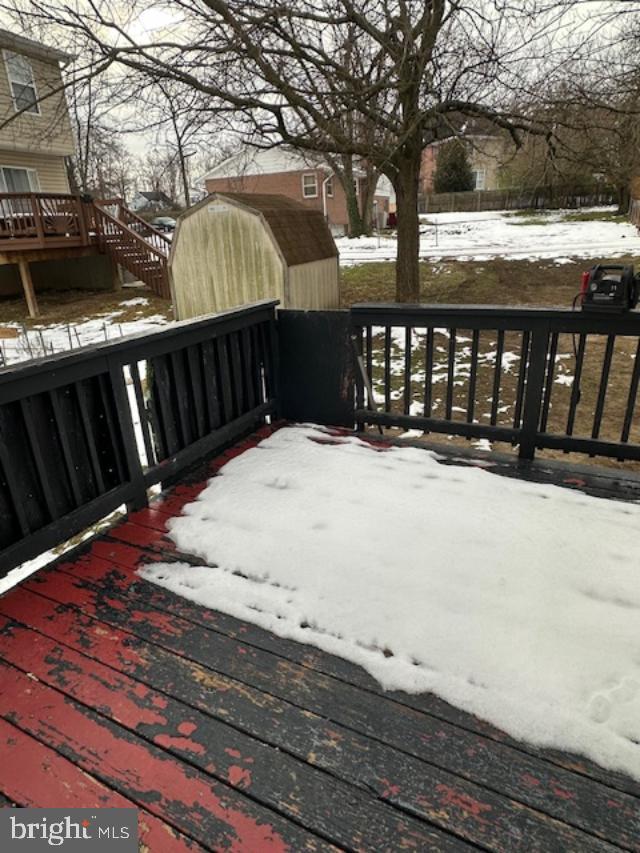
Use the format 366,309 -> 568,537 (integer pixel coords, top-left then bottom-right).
351,304 -> 640,462
0,300 -> 278,576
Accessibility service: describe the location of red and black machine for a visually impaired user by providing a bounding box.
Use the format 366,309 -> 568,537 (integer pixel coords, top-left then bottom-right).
580,264 -> 640,313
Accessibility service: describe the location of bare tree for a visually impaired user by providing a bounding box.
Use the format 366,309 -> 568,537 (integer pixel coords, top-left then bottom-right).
1,0 -> 633,300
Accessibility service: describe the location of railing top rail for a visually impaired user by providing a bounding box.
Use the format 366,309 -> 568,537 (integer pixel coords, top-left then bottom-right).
0,300 -> 279,393
118,205 -> 173,248
351,303 -> 640,333
93,204 -> 169,259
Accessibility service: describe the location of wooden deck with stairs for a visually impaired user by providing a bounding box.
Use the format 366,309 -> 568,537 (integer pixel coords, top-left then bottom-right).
0,192 -> 171,314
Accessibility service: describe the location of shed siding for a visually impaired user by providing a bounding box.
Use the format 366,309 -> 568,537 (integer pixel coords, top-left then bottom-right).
0,148 -> 69,192
288,258 -> 340,309
171,201 -> 285,320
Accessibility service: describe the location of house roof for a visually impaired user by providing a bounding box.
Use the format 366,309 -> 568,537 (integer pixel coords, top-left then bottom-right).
207,192 -> 338,267
136,190 -> 173,203
0,28 -> 73,64
203,148 -> 332,182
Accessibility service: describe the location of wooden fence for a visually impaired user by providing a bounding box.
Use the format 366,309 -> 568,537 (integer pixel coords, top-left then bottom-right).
419,185 -> 617,214
0,300 -> 278,575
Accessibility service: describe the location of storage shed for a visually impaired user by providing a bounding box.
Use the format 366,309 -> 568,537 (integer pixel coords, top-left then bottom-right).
169,192 -> 340,319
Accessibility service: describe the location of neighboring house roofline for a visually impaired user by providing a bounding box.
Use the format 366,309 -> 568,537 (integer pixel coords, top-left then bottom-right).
0,28 -> 74,65
203,147 -> 342,181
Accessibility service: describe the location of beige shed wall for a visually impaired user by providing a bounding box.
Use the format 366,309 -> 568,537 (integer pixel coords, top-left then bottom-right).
170,200 -> 286,320
288,257 -> 340,309
0,147 -> 69,192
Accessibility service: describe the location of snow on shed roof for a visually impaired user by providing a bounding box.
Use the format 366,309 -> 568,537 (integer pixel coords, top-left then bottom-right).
208,192 -> 338,267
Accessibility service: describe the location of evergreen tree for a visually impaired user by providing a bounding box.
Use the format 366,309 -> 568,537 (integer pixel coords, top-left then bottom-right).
433,141 -> 475,193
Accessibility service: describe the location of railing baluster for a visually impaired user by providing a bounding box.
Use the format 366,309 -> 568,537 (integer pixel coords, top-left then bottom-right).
74,381 -> 105,494
152,357 -> 180,455
384,327 -> 392,412
129,361 -> 156,467
445,328 -> 456,420
169,350 -> 192,447
539,331 -> 558,433
49,388 -> 83,506
19,397 -> 57,520
200,340 -> 222,430
365,326 -> 373,384
403,326 -> 412,416
566,334 -> 586,436
519,326 -> 549,460
592,334 -> 615,440
621,338 -> 640,444
228,332 -> 244,417
490,329 -> 504,426
467,329 -> 480,424
241,328 -> 257,412
423,326 -> 434,420
97,374 -> 126,483
0,435 -> 30,537
215,336 -> 234,424
513,331 -> 530,430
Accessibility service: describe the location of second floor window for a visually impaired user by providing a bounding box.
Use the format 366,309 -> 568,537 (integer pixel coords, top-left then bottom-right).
302,173 -> 318,198
4,51 -> 40,115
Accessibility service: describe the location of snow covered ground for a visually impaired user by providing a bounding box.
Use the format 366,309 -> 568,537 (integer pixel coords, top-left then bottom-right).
337,207 -> 640,264
141,425 -> 640,782
0,296 -> 169,366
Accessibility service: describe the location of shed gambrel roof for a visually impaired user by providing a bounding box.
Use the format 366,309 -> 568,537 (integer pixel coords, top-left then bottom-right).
201,192 -> 338,267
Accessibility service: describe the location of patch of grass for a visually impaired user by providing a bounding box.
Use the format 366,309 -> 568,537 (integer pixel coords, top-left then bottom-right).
341,256 -> 639,309
561,209 -> 625,223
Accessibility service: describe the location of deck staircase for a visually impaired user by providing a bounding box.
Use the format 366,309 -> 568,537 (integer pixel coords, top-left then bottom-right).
92,199 -> 171,298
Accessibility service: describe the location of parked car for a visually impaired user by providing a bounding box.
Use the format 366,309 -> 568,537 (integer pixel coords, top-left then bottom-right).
151,216 -> 176,232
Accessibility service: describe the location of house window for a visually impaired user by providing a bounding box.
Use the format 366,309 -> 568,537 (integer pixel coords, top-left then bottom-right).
302,173 -> 318,198
4,51 -> 40,115
472,169 -> 486,191
325,177 -> 334,198
0,166 -> 40,192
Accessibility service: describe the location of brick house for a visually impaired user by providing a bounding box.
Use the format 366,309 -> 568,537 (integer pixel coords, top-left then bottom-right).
420,134 -> 507,195
202,148 -> 394,235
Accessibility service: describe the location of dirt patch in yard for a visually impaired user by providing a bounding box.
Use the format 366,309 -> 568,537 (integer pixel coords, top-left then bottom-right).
0,287 -> 173,327
341,256 -> 639,309
342,257 -> 640,474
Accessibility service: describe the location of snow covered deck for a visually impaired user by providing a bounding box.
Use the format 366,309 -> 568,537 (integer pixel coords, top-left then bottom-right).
1,426 -> 639,851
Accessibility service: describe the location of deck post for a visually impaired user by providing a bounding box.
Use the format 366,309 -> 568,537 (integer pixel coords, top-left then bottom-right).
519,324 -> 549,461
17,258 -> 39,318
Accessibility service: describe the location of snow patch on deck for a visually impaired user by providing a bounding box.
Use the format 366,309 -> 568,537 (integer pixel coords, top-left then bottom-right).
139,425 -> 640,781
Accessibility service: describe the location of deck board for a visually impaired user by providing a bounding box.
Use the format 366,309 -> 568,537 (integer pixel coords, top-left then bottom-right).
1,429 -> 639,851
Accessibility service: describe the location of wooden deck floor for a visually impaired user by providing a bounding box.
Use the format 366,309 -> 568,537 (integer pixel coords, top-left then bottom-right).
1,429 -> 639,851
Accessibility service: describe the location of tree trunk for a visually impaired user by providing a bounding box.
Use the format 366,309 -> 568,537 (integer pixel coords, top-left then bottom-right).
341,157 -> 367,237
345,189 -> 367,236
617,184 -> 630,216
392,147 -> 422,302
